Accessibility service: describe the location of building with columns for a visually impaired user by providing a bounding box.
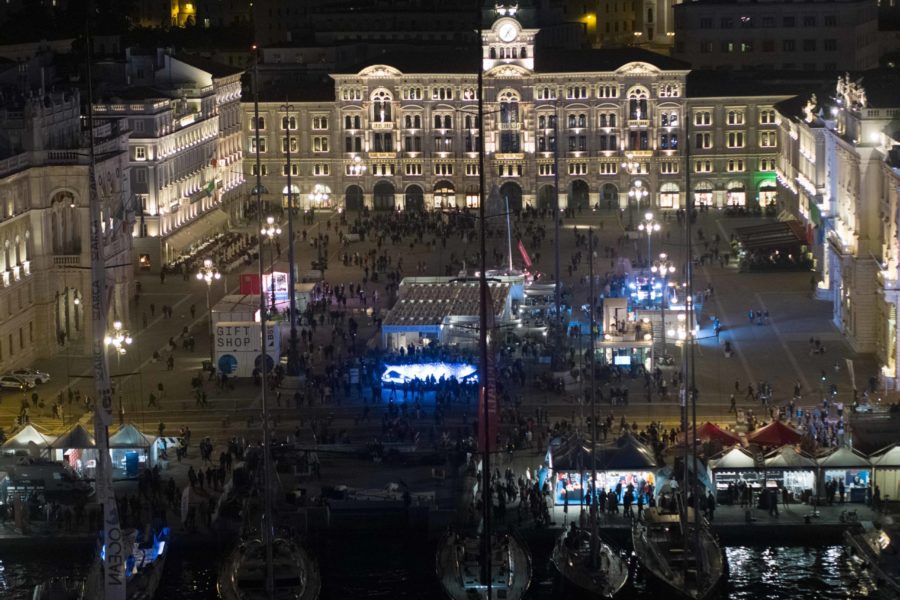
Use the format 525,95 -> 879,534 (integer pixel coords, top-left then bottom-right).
0,88 -> 133,363
242,15 -> 788,217
94,49 -> 244,270
776,71 -> 900,388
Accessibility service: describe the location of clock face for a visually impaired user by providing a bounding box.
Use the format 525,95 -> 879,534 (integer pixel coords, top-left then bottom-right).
498,23 -> 517,42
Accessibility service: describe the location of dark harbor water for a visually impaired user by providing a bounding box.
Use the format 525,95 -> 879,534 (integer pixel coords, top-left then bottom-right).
0,535 -> 881,599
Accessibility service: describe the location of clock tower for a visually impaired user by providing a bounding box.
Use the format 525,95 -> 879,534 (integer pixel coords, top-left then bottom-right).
482,16 -> 538,72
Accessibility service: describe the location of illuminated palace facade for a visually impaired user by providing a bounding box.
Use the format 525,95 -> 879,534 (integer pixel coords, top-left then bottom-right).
243,16 -> 787,214
776,73 -> 900,388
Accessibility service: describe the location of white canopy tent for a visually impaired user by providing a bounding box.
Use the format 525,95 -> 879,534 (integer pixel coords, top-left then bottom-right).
870,444 -> 900,503
109,424 -> 158,474
710,446 -> 757,471
50,424 -> 97,476
1,424 -> 56,457
764,446 -> 817,504
817,446 -> 872,503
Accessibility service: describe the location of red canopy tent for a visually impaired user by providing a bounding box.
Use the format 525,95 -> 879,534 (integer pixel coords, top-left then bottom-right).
747,420 -> 803,447
671,421 -> 742,450
696,421 -> 742,445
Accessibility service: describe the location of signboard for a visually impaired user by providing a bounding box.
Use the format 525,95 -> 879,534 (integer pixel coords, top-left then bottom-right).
214,321 -> 280,378
262,270 -> 290,303
240,273 -> 261,295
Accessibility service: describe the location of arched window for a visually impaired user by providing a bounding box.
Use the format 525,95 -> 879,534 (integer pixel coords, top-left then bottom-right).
628,87 -> 649,120
498,90 -> 521,153
498,90 -> 519,124
371,89 -> 392,123
659,182 -> 680,208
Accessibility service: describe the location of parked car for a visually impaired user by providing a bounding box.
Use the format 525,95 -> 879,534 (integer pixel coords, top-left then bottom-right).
0,375 -> 34,391
10,368 -> 50,385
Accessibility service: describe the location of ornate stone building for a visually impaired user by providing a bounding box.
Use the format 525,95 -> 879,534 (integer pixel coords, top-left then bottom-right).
0,89 -> 133,363
243,16 -> 787,218
95,49 -> 244,269
776,71 -> 900,387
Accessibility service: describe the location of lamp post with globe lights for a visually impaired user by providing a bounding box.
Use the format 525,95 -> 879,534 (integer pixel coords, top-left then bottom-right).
104,320 -> 132,424
627,180 -> 648,230
195,259 -> 222,366
348,155 -> 366,177
637,211 -> 661,267
261,216 -> 282,314
651,253 -> 676,361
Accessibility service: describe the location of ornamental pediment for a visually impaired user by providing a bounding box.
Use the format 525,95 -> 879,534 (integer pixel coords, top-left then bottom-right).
486,64 -> 531,78
358,64 -> 403,78
615,62 -> 661,77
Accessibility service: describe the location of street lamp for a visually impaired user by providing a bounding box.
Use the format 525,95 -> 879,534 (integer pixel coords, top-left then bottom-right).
307,184 -> 331,210
261,216 -> 282,313
104,320 -> 132,424
195,258 -> 222,367
651,253 -> 676,361
637,211 -> 661,265
627,180 -> 648,230
103,320 -> 132,357
348,155 -> 367,176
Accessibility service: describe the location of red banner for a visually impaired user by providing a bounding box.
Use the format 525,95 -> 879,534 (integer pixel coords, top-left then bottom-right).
240,273 -> 261,295
517,239 -> 532,269
478,291 -> 498,453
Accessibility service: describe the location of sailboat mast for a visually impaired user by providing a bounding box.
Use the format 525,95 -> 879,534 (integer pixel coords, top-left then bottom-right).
85,15 -> 126,600
680,104 -> 692,570
686,112 -> 701,555
588,228 -> 599,568
252,46 -> 276,596
506,195 -> 514,272
476,1 -> 492,596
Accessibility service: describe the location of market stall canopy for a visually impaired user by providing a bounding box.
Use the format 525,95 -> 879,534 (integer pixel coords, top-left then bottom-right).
870,443 -> 900,468
109,424 -> 155,449
50,424 -> 97,449
597,433 -> 660,470
764,446 -> 817,469
679,421 -> 741,445
709,446 -> 758,470
817,446 -> 871,469
547,433 -> 592,471
733,220 -> 806,251
747,421 -> 803,447
1,424 -> 56,451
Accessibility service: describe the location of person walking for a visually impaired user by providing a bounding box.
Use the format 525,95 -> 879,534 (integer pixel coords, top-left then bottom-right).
729,394 -> 737,415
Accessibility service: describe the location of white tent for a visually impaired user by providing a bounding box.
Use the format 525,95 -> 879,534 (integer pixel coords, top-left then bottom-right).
871,444 -> 900,502
764,446 -> 817,469
1,424 -> 56,456
109,424 -> 154,449
817,446 -> 872,503
109,424 -> 158,473
817,446 -> 871,469
709,446 -> 757,471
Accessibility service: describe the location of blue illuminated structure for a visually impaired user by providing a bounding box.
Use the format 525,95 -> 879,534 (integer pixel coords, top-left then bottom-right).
381,362 -> 478,385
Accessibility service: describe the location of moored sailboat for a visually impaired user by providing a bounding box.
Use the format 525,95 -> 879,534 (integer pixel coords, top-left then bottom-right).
632,500 -> 723,599
551,229 -> 628,599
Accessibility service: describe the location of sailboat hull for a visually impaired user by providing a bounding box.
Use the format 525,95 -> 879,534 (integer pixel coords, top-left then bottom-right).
435,531 -> 532,600
631,509 -> 724,600
551,529 -> 628,598
217,537 -> 320,600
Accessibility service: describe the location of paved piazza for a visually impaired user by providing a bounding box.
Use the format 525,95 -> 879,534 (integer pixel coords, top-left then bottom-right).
5,205 -> 875,450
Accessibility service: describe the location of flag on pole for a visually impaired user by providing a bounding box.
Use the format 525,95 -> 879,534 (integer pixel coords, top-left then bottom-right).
517,239 -> 532,268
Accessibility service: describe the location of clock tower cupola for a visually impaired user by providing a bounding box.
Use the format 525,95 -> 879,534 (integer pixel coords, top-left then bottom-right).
483,16 -> 538,72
